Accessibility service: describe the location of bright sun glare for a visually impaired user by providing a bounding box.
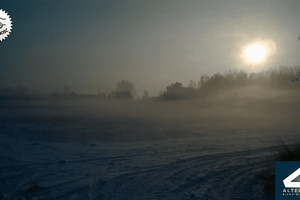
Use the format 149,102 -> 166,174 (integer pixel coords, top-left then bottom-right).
245,43 -> 266,63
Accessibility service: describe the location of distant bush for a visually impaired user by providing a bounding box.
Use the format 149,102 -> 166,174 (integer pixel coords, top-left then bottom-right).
277,143 -> 300,161
111,80 -> 135,99
157,82 -> 197,101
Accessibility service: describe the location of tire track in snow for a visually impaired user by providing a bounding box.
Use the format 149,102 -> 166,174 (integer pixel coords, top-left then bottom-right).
98,147 -> 276,200
0,146 -> 277,200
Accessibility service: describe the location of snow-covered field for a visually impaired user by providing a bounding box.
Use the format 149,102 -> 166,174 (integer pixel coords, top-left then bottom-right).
0,133 -> 277,200
1,98 -> 299,200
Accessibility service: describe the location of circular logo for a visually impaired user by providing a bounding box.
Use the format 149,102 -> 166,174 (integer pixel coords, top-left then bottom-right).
0,9 -> 12,42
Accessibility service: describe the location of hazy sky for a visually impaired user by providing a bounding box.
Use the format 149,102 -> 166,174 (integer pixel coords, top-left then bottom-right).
0,0 -> 300,95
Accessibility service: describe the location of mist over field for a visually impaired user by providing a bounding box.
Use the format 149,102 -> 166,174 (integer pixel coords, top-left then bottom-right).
1,67 -> 300,142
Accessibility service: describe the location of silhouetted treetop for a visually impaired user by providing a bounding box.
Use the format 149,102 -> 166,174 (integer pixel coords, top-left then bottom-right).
111,80 -> 135,99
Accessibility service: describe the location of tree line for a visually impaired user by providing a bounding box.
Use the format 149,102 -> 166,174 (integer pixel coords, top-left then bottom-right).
1,66 -> 300,101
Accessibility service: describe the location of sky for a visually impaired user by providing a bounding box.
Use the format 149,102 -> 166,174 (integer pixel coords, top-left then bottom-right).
0,0 -> 300,95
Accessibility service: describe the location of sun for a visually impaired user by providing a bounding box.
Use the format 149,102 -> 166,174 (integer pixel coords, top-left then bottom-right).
241,39 -> 277,72
245,43 -> 266,63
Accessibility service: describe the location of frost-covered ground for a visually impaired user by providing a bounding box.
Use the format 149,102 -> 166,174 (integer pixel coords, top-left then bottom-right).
1,98 -> 299,200
0,132 -> 281,200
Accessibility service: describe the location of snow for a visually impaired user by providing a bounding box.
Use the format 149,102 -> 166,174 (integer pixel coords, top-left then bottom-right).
0,132 -> 278,200
1,99 -> 297,200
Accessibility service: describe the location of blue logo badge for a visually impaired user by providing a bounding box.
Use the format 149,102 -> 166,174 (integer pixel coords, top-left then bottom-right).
276,162 -> 300,200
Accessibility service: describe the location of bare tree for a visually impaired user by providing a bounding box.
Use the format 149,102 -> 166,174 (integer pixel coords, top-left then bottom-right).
142,90 -> 150,100
112,80 -> 135,99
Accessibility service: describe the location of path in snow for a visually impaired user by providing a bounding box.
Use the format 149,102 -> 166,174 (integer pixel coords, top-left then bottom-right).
0,134 -> 276,200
